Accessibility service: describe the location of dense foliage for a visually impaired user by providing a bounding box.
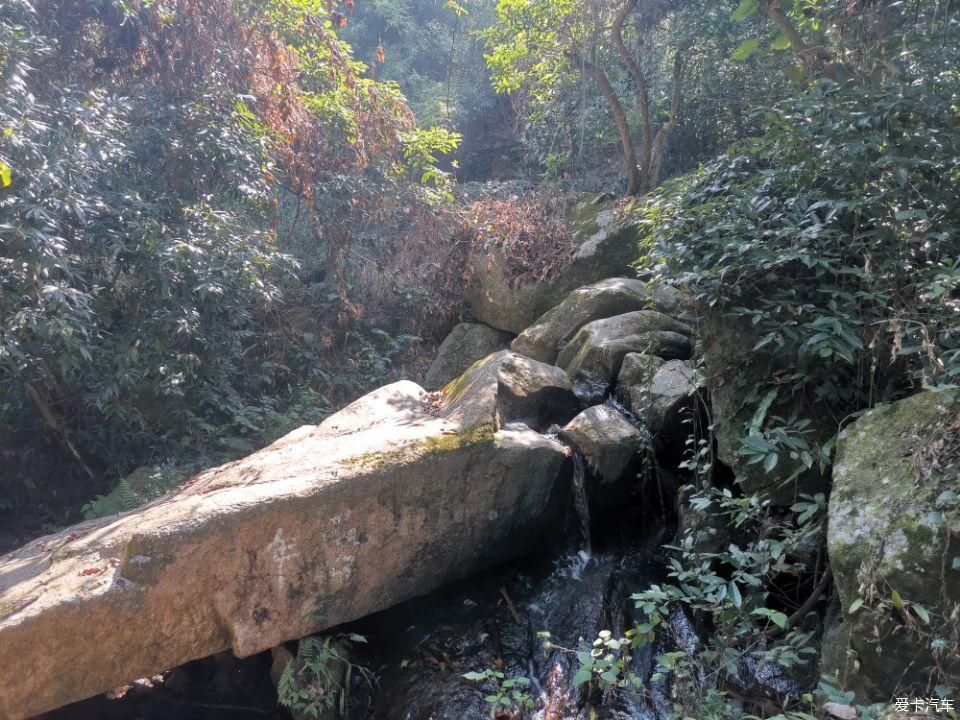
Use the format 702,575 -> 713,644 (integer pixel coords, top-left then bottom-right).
0,0 -> 460,517
617,10 -> 960,716
483,0 -> 790,192
3,0 -> 959,715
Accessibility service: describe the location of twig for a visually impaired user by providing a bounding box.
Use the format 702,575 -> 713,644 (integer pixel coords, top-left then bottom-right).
766,566 -> 834,640
499,586 -> 522,625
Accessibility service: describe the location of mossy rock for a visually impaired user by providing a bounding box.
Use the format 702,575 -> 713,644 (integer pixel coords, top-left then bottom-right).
423,323 -> 513,390
701,310 -> 831,504
441,350 -> 579,431
463,195 -> 645,334
826,389 -> 960,698
556,310 -> 692,404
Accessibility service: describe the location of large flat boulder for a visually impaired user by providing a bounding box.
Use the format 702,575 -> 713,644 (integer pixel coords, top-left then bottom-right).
825,390 -> 960,699
0,376 -> 570,719
463,197 -> 644,334
510,278 -> 683,364
423,323 -> 513,390
556,311 -> 692,404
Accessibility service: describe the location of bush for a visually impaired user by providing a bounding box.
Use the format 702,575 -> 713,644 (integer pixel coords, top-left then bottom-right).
0,0 -> 460,517
616,26 -> 960,717
651,39 -> 960,444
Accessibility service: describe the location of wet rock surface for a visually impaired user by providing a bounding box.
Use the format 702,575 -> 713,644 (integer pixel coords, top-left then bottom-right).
616,360 -> 698,459
561,405 -> 645,484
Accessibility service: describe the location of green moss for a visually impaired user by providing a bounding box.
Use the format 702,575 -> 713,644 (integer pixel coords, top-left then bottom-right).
442,355 -> 492,403
343,421 -> 498,473
828,389 -> 960,693
565,194 -> 607,240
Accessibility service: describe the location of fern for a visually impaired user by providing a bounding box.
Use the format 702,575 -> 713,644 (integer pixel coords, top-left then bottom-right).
218,435 -> 254,453
277,635 -> 376,719
81,466 -> 179,519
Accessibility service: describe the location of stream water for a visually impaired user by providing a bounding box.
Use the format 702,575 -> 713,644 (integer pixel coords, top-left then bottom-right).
344,417 -> 684,720
570,450 -> 592,551
347,528 -> 682,720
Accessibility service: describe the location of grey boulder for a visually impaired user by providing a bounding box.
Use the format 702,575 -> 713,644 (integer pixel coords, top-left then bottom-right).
511,278 -> 683,364
557,311 -> 693,404
423,322 -> 513,390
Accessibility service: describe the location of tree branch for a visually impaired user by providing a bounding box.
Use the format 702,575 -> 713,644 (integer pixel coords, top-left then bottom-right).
766,566 -> 834,640
759,0 -> 835,76
573,52 -> 642,196
648,46 -> 685,188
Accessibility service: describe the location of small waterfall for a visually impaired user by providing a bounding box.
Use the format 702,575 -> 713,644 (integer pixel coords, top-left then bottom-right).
542,428 -> 593,553
570,450 -> 591,551
605,396 -> 664,513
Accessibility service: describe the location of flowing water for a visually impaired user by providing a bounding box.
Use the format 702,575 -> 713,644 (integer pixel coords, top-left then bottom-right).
348,531 -> 678,720
570,450 -> 591,552
41,403 -> 700,720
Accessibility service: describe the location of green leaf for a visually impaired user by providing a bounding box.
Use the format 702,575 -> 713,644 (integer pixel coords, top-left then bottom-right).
913,604 -> 930,624
848,598 -> 864,614
763,452 -> 779,472
0,161 -> 10,188
891,590 -> 904,610
749,389 -> 778,434
753,607 -> 788,629
771,33 -> 792,50
729,580 -> 743,608
731,0 -> 759,21
572,669 -> 593,686
732,38 -> 760,61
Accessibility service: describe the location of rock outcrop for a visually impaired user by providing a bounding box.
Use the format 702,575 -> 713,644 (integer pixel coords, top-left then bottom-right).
510,278 -> 677,364
0,371 -> 571,718
560,404 -> 645,483
422,323 -> 513,390
700,311 -> 830,504
0,210 -> 707,719
825,389 -> 960,698
463,197 -> 644,334
617,359 -> 698,443
442,350 -> 580,430
556,310 -> 692,404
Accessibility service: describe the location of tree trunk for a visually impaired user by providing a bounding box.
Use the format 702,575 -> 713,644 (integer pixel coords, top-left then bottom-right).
581,58 -> 642,196
649,48 -> 685,188
612,0 -> 651,192
6,359 -> 97,481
